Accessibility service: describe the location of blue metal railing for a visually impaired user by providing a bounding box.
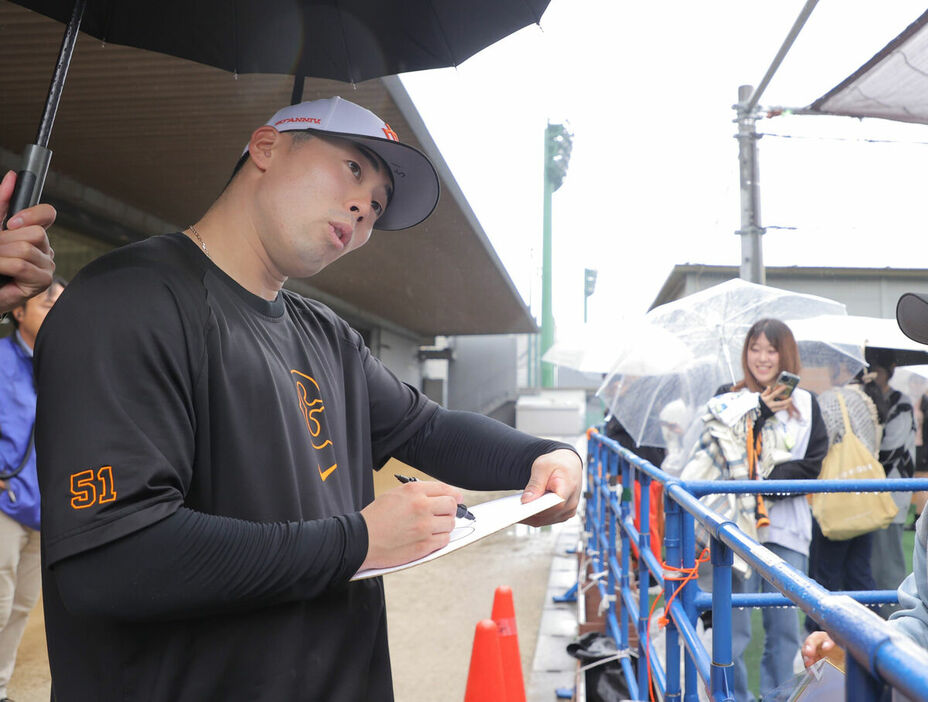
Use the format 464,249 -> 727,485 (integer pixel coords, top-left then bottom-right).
582,429 -> 928,702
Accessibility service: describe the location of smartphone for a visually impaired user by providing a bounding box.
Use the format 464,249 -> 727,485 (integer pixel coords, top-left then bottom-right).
773,370 -> 800,398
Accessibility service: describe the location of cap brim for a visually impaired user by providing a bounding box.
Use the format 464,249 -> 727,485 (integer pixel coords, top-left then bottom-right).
896,293 -> 928,344
321,131 -> 440,231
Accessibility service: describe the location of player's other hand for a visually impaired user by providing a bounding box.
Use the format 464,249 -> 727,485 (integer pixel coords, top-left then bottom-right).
802,630 -> 843,668
520,448 -> 582,527
359,480 -> 462,571
0,171 -> 56,313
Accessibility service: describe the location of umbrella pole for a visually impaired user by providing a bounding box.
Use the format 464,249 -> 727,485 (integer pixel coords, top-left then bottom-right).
291,75 -> 305,105
4,0 -> 87,225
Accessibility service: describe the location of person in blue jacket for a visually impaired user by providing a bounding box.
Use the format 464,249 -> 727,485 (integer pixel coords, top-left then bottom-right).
0,276 -> 64,701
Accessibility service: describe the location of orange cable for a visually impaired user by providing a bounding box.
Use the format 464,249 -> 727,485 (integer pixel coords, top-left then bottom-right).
644,547 -> 711,702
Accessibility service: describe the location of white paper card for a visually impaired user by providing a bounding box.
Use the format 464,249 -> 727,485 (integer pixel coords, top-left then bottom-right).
351,491 -> 565,581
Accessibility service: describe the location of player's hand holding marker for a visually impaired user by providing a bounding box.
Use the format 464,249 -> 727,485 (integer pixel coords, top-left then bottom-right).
359,477 -> 463,571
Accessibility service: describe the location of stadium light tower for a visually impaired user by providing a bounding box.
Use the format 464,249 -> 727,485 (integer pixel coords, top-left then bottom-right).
540,121 -> 573,388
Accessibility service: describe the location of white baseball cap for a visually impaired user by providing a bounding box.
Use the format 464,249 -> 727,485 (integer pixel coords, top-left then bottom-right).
252,97 -> 440,231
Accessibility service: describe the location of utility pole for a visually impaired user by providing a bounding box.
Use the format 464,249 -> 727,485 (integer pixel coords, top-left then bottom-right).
734,0 -> 820,285
540,122 -> 573,388
735,84 -> 765,284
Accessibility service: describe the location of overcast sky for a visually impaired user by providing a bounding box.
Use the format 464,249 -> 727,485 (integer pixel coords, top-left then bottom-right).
400,0 -> 928,341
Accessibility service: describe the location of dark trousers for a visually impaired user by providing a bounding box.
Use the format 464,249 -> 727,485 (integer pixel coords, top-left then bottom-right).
805,518 -> 876,633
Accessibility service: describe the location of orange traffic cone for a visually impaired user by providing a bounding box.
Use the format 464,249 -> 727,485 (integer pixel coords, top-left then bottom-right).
491,586 -> 526,702
464,619 -> 508,702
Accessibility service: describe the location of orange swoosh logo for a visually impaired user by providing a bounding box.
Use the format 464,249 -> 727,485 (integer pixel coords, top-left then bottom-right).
318,463 -> 337,482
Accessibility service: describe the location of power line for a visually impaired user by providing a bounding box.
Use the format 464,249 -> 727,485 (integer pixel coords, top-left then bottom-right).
760,131 -> 928,146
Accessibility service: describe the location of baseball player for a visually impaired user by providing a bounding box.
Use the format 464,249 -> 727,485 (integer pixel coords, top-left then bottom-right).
35,97 -> 581,701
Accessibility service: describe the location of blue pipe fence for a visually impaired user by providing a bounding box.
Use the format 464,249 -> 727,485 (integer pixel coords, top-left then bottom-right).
582,429 -> 928,702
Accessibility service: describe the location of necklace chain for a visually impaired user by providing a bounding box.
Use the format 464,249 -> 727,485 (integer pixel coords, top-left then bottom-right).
188,224 -> 209,258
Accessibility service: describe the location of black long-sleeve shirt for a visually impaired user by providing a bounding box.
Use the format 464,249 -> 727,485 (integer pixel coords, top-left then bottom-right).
36,234 -> 575,702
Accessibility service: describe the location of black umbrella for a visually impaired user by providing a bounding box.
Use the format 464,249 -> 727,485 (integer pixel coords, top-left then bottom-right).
3,0 -> 550,224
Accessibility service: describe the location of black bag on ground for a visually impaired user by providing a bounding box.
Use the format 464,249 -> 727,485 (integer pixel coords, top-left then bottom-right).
566,632 -> 634,702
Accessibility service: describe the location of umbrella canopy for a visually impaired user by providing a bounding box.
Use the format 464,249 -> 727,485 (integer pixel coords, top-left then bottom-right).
593,319 -> 698,449
786,314 -> 928,368
10,0 -> 549,84
599,279 -> 855,449
890,366 -> 928,402
596,358 -> 713,451
543,319 -> 692,375
2,0 -> 551,243
644,278 -> 848,385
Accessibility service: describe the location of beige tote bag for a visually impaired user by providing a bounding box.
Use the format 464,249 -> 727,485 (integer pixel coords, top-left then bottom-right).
811,394 -> 898,541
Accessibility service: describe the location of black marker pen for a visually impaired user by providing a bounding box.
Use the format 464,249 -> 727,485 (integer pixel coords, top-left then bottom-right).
394,474 -> 475,520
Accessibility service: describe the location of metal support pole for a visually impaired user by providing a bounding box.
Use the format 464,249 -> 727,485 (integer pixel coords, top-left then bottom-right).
733,0 -> 820,285
540,122 -> 571,387
664,495 -> 682,702
619,458 -> 632,651
682,512 -> 698,701
541,127 -> 556,388
638,473 -> 651,698
735,84 -> 765,284
846,655 -> 885,702
709,538 -> 735,701
606,451 -> 618,645
742,0 -> 822,115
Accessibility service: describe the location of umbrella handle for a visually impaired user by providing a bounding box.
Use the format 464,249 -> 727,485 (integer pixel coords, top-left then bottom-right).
0,0 -> 85,284
4,146 -> 52,226
0,145 -> 52,286
0,145 -> 52,287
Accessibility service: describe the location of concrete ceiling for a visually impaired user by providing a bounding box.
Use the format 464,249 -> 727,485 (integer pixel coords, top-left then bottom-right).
0,1 -> 536,338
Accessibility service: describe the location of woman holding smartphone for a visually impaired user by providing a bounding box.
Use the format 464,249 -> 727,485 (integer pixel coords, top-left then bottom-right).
716,318 -> 828,702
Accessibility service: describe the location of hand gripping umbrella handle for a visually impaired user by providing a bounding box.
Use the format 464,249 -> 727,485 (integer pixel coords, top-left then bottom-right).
0,145 -> 52,287
4,145 -> 52,227
0,0 -> 84,285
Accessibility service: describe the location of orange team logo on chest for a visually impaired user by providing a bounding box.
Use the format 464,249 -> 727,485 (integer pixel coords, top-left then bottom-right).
290,370 -> 338,481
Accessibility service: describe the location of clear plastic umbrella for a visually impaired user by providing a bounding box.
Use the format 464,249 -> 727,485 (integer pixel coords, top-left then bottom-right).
593,319 -> 700,450
597,357 -> 713,450
598,279 -> 861,449
543,326 -> 633,375
645,279 -> 850,384
543,319 -> 693,374
786,314 -> 928,367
